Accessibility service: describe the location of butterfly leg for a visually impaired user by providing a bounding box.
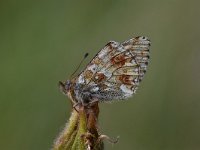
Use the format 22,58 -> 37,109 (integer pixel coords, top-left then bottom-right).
72,102 -> 81,112
97,134 -> 119,144
88,99 -> 99,106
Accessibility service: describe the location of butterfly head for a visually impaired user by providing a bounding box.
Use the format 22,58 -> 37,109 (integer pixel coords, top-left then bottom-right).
58,80 -> 71,95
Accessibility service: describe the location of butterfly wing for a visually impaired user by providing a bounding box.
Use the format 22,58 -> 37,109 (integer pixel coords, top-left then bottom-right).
75,40 -> 122,85
75,36 -> 150,102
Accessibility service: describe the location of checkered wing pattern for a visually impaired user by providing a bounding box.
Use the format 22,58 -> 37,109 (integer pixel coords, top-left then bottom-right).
74,36 -> 150,102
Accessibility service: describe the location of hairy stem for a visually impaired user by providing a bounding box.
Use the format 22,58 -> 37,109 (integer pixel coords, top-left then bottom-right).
53,110 -> 79,150
53,103 -> 104,150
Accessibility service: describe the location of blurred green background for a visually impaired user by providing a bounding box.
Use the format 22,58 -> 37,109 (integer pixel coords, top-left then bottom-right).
1,0 -> 200,150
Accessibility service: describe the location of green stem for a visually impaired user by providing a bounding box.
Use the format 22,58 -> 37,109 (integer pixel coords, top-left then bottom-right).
53,110 -> 79,150
71,107 -> 87,150
53,103 -> 105,150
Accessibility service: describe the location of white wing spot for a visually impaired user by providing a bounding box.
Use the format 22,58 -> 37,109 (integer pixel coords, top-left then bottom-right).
120,84 -> 133,96
88,64 -> 97,73
110,41 -> 120,48
78,74 -> 85,84
91,86 -> 99,92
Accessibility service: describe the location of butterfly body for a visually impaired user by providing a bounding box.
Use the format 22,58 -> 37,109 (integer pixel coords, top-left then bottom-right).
59,36 -> 150,106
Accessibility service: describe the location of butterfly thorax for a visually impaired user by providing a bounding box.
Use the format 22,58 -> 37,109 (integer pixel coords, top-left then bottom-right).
59,79 -> 90,105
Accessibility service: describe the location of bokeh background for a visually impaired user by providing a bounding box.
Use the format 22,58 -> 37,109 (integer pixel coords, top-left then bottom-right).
1,0 -> 200,150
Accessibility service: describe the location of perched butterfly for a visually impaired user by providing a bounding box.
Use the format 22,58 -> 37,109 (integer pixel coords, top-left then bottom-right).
59,36 -> 150,106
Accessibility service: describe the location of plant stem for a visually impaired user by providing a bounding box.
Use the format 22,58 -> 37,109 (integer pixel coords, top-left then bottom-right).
53,110 -> 79,150
53,103 -> 104,150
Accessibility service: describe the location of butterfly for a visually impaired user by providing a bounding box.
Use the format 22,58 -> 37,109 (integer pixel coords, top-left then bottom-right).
59,36 -> 150,106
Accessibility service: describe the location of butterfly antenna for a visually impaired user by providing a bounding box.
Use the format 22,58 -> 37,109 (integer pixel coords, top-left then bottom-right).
70,53 -> 89,78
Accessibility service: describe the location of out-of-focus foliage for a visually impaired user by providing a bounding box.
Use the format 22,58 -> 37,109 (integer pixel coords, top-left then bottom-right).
0,0 -> 200,150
